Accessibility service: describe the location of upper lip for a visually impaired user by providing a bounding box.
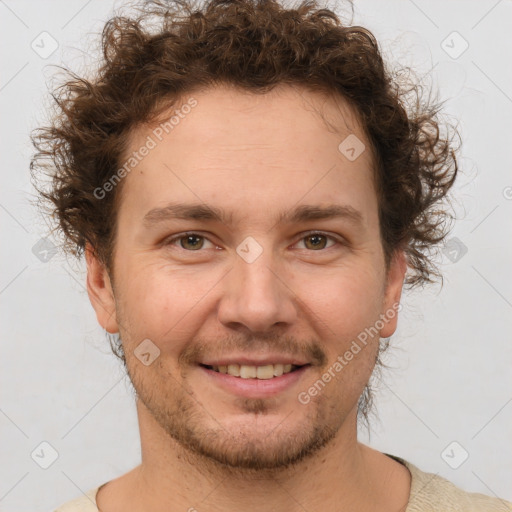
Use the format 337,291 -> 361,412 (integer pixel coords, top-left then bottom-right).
200,355 -> 310,367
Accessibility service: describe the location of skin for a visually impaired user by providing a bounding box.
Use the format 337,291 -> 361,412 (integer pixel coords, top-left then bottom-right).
87,83 -> 411,512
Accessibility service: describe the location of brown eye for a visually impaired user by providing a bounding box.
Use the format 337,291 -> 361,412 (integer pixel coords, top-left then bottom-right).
297,232 -> 338,251
304,234 -> 328,250
164,232 -> 215,251
179,234 -> 205,250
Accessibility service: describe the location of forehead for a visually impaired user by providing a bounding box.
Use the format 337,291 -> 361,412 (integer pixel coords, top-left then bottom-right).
137,83 -> 370,158
117,84 -> 376,225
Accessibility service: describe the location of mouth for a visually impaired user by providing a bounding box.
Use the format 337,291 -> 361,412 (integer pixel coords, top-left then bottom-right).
198,362 -> 311,398
199,363 -> 309,379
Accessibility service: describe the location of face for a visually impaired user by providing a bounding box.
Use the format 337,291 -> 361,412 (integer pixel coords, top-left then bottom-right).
87,84 -> 405,471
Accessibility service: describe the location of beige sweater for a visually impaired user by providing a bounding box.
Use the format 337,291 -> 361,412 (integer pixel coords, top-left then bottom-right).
54,455 -> 512,511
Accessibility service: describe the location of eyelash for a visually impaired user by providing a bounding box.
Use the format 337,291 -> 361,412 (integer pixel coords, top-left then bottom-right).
163,231 -> 344,252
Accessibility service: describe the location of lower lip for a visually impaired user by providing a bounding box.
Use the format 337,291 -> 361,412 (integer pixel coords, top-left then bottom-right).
199,365 -> 311,398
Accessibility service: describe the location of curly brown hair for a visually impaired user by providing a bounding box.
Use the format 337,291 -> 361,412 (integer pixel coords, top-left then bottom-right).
30,0 -> 459,429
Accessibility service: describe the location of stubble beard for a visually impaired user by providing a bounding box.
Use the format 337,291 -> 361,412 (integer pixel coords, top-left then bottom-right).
126,355 -> 347,477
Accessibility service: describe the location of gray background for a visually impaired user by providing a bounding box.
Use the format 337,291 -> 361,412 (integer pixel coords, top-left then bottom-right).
1,0 -> 511,510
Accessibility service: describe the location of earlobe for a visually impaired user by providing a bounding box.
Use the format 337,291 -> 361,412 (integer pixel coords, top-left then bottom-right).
85,243 -> 119,334
380,250 -> 407,338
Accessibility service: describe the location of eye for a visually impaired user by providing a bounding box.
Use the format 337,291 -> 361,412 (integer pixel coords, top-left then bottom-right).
295,231 -> 340,251
164,232 -> 216,251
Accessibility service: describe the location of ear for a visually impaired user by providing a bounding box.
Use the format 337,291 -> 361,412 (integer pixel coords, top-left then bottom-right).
85,243 -> 119,334
379,249 -> 407,338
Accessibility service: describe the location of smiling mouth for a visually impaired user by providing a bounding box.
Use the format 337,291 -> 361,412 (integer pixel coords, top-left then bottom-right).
200,363 -> 309,379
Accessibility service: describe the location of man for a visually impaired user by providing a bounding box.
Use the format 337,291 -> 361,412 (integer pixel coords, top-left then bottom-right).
30,0 -> 511,510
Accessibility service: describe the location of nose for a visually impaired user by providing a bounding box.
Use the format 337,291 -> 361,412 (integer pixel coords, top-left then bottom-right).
217,248 -> 298,334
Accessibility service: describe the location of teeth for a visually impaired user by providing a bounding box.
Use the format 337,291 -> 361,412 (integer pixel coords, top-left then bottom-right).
240,365 -> 257,378
256,365 -> 274,379
227,364 -> 240,377
209,363 -> 301,379
273,364 -> 284,377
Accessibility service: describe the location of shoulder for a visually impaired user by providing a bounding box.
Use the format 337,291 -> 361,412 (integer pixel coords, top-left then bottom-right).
53,486 -> 101,512
390,455 -> 512,512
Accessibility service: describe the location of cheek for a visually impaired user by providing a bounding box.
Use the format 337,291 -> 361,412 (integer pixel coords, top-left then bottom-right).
301,272 -> 383,390
298,265 -> 384,335
117,262 -> 220,345
296,267 -> 385,396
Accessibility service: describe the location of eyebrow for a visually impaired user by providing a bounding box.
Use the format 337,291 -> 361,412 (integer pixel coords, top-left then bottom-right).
142,202 -> 364,228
